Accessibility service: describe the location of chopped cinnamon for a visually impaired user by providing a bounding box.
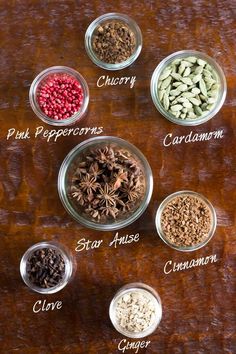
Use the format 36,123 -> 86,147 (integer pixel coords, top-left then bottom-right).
160,193 -> 213,247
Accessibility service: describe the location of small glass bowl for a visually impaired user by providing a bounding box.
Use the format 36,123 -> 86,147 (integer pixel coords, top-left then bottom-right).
58,136 -> 153,231
85,13 -> 142,70
150,50 -> 227,126
109,282 -> 162,338
155,191 -> 217,252
29,66 -> 89,126
20,241 -> 73,294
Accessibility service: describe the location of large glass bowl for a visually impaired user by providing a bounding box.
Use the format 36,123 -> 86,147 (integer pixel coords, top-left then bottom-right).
58,136 -> 153,231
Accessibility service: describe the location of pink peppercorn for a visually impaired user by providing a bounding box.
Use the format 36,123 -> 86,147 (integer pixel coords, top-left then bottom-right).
38,74 -> 84,120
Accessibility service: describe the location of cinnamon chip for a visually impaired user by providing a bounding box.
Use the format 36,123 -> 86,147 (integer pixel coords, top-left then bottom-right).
160,193 -> 213,247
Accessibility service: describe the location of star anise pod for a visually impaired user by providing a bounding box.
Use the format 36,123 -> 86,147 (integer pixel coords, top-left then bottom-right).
74,161 -> 87,178
91,198 -> 100,208
95,147 -> 112,162
89,162 -> 104,178
129,174 -> 142,189
122,200 -> 135,212
87,191 -> 94,202
120,183 -> 141,202
97,183 -> 118,207
71,186 -> 86,206
95,147 -> 119,170
106,159 -> 121,171
113,169 -> 128,190
85,206 -> 101,221
116,150 -> 140,172
79,174 -> 100,194
100,206 -> 119,219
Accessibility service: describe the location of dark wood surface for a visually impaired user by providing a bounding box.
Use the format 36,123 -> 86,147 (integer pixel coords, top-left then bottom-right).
0,0 -> 235,353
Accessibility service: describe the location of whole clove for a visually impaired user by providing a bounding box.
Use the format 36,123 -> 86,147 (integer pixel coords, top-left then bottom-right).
26,248 -> 65,288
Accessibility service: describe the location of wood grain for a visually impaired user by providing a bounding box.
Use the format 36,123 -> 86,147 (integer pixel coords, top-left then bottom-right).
0,0 -> 235,353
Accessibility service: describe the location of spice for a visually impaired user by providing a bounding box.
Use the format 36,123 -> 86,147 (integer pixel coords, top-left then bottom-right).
92,21 -> 136,64
158,56 -> 220,120
115,290 -> 156,334
26,248 -> 65,288
160,193 -> 213,247
69,145 -> 145,223
38,74 -> 84,120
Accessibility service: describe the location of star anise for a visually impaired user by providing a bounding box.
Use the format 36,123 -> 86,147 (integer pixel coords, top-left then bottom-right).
97,183 -> 118,207
116,150 -> 141,173
106,159 -> 120,171
95,147 -> 119,170
79,174 -> 100,194
113,169 -> 128,190
120,183 -> 141,202
69,144 -> 146,224
91,198 -> 100,208
89,162 -> 104,178
85,206 -> 101,221
129,175 -> 142,189
95,146 -> 114,162
74,161 -> 87,177
71,186 -> 86,206
100,206 -> 119,219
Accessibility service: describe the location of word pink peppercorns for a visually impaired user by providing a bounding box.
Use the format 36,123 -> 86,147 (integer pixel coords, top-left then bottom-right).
38,75 -> 84,120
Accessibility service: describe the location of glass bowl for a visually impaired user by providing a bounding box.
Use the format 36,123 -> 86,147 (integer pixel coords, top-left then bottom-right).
150,50 -> 227,126
109,282 -> 162,338
20,241 -> 73,294
85,13 -> 142,70
29,66 -> 89,126
155,190 -> 217,252
58,136 -> 153,231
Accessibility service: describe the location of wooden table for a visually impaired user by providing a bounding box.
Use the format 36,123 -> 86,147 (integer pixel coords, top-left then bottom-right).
0,1 -> 235,353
